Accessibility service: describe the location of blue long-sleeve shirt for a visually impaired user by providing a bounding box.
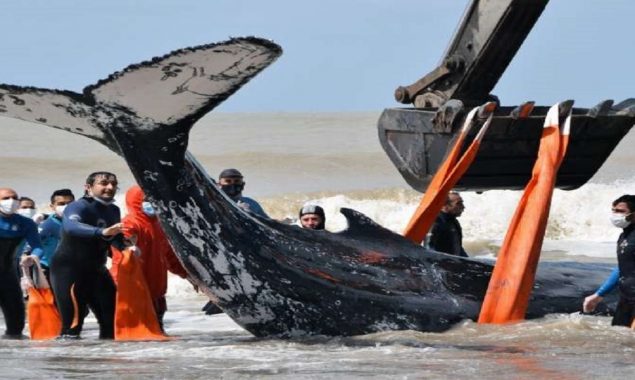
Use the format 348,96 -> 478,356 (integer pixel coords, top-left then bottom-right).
596,267 -> 619,296
0,213 -> 43,271
238,196 -> 269,219
35,214 -> 63,267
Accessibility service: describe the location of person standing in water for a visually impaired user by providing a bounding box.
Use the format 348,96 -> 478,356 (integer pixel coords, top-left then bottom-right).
0,187 -> 43,339
428,191 -> 468,257
299,204 -> 326,230
583,194 -> 635,327
114,185 -> 189,331
50,172 -> 128,339
201,168 -> 270,316
34,188 -> 75,283
218,168 -> 269,218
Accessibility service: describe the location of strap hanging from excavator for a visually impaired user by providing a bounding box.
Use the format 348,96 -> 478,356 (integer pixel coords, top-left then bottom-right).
403,102 -> 495,243
478,101 -> 572,324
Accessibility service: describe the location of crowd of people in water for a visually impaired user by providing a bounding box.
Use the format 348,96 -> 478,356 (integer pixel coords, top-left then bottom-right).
0,168 -> 330,340
1,167 -> 635,340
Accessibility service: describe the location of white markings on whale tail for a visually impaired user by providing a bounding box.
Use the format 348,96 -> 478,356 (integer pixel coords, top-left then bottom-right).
0,37 -> 282,154
85,37 -> 282,127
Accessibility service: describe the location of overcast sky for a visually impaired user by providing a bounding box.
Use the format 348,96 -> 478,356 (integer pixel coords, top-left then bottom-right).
1,0 -> 633,112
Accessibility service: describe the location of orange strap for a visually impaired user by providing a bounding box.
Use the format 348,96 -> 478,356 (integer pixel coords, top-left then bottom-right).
478,103 -> 571,324
113,247 -> 168,341
403,105 -> 494,243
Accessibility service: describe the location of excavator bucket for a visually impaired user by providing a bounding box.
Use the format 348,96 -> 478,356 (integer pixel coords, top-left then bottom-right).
378,100 -> 635,192
379,0 -> 635,192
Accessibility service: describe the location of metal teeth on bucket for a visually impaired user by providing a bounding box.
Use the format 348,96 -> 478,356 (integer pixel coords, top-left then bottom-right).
377,99 -> 635,192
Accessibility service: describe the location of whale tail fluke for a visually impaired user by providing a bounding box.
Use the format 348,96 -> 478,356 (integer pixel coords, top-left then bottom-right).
0,37 -> 282,155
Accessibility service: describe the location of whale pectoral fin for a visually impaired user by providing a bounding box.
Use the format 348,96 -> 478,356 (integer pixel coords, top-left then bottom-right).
0,85 -> 114,149
85,37 -> 282,126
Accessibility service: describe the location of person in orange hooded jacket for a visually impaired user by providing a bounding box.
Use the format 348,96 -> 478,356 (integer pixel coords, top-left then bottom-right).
111,185 -> 188,331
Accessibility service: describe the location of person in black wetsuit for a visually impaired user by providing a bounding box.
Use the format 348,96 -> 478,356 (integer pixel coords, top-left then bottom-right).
299,204 -> 326,230
50,172 -> 128,339
428,191 -> 468,257
0,187 -> 43,339
603,194 -> 635,327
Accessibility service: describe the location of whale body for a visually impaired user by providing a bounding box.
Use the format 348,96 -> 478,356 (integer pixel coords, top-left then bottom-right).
0,38 -> 612,337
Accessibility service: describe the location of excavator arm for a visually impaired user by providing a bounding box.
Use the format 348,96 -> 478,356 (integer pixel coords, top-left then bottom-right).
379,0 -> 635,192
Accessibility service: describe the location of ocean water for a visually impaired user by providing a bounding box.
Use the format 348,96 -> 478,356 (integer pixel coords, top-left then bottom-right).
1,112 -> 635,378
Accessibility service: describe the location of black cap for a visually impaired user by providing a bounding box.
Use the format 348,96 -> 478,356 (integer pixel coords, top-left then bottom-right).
299,204 -> 325,218
219,168 -> 243,179
299,204 -> 326,230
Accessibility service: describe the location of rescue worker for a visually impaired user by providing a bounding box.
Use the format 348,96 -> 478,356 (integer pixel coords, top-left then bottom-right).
0,187 -> 43,339
299,204 -> 326,230
50,172 -> 127,339
34,188 -> 75,282
428,192 -> 468,257
218,168 -> 269,218
114,185 -> 189,331
583,194 -> 635,327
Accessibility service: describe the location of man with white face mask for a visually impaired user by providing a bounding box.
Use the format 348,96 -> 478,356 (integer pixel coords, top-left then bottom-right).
34,189 -> 75,282
50,172 -> 128,339
583,194 -> 635,327
17,197 -> 37,219
0,187 -> 43,339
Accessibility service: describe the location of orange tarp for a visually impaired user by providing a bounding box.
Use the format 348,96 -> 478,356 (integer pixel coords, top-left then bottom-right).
478,103 -> 571,324
111,248 -> 168,341
21,258 -> 61,340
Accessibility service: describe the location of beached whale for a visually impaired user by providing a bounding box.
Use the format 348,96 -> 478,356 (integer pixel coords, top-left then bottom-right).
0,38 -> 613,337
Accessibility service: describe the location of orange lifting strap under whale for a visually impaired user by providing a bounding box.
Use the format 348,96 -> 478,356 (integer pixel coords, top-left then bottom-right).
111,247 -> 168,341
21,258 -> 61,340
403,103 -> 495,243
478,102 -> 571,323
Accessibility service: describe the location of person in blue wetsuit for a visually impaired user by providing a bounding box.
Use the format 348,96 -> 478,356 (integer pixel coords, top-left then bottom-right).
583,195 -> 635,327
218,168 -> 269,218
0,187 -> 43,339
34,189 -> 75,282
50,172 -> 128,339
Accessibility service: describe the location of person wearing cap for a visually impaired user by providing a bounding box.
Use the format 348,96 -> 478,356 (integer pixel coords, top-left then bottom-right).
218,168 -> 269,218
299,204 -> 326,230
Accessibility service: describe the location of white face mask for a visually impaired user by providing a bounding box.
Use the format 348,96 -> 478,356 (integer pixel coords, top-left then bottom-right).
0,199 -> 20,215
92,196 -> 114,206
55,205 -> 67,217
17,208 -> 37,219
141,201 -> 156,217
610,212 -> 632,229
